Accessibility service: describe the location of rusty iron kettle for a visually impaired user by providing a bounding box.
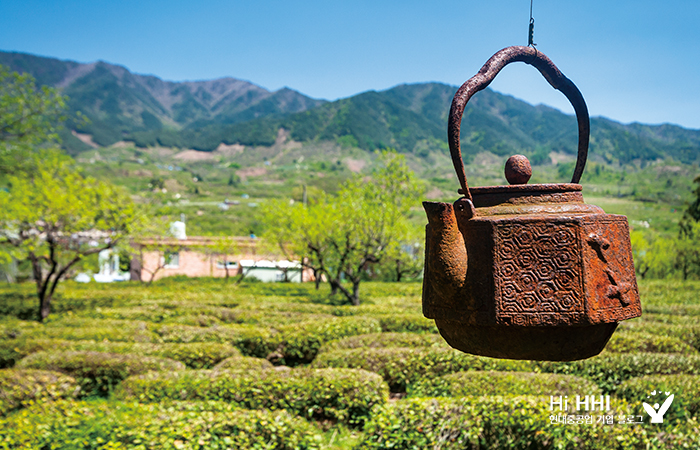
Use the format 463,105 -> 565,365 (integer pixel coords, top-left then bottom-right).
422,46 -> 642,361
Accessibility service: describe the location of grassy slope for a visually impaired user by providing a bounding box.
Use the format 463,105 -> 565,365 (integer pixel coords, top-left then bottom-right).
74,137 -> 697,239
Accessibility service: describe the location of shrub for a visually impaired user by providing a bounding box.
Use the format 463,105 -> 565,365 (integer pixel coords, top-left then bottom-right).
408,371 -> 601,398
146,343 -> 240,368
635,313 -> 700,326
155,324 -> 277,358
616,374 -> 700,424
21,320 -> 158,342
312,347 -> 534,393
64,342 -> 241,369
0,292 -> 42,319
276,316 -> 382,365
76,305 -> 171,322
0,369 -> 80,415
0,399 -> 323,449
77,304 -> 240,324
230,309 -> 336,326
0,285 -> 131,319
643,304 -> 700,316
212,355 -> 274,371
163,314 -> 223,327
539,353 -> 700,394
319,332 -> 445,354
0,321 -> 71,368
621,322 -> 700,351
42,317 -> 148,328
1,340 -> 239,370
0,318 -> 42,337
0,338 -> 72,368
377,314 -> 437,333
605,331 -> 697,354
117,367 -> 388,426
16,351 -> 185,396
358,396 -> 700,449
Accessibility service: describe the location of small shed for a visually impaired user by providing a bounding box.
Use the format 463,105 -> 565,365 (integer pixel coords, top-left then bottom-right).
239,259 -> 304,282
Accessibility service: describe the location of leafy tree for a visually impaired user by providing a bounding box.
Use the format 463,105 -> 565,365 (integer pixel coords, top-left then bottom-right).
630,231 -> 677,279
372,238 -> 424,282
675,223 -> 700,280
0,151 -> 139,321
0,65 -> 66,174
682,175 -> 700,223
259,195 -> 330,290
676,175 -> 700,280
262,151 -> 424,305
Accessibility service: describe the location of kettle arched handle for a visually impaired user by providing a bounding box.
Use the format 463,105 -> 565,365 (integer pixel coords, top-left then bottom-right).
448,46 -> 590,201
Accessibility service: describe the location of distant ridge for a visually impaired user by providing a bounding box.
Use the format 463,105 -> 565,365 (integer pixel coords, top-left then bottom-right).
0,50 -> 325,148
2,49 -> 699,165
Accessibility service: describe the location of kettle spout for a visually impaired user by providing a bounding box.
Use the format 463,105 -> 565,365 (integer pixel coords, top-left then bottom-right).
422,201 -> 468,312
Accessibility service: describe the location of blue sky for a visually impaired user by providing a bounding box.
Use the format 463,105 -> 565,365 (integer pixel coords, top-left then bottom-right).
1,0 -> 699,129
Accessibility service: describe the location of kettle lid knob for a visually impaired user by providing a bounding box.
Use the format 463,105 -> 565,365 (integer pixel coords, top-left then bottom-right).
505,154 -> 532,185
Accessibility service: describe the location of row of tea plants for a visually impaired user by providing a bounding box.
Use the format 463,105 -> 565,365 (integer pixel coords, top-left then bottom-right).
1,278 -> 699,449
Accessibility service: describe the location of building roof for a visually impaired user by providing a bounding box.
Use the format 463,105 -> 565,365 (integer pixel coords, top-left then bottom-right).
239,259 -> 301,269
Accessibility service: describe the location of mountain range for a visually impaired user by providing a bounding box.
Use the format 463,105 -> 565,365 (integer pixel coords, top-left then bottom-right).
2,49 -> 700,165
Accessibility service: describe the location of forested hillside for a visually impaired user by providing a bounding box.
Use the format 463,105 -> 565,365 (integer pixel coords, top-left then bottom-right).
2,49 -> 700,166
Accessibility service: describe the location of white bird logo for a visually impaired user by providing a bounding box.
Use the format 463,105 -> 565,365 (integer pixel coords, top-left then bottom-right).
643,392 -> 674,423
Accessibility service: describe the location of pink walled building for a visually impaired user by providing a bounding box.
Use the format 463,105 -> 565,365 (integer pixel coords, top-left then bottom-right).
131,236 -> 313,282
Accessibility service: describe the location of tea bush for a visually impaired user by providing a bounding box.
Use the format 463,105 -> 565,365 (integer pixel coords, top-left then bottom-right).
77,304 -> 240,324
0,369 -> 80,415
155,324 -> 276,357
142,342 -> 239,368
1,339 -> 239,369
2,279 -> 699,448
75,305 -> 175,322
0,317 -> 42,336
117,367 -> 388,426
16,351 -> 185,396
0,338 -> 72,368
408,371 -> 601,398
377,314 -> 437,333
319,332 -> 445,354
162,314 -> 223,327
0,285 -> 132,319
22,323 -> 158,343
42,317 -> 149,328
212,355 -> 274,371
635,312 -> 700,326
230,308 -> 336,326
0,399 -> 323,449
275,316 -> 382,365
605,331 -> 697,354
358,396 -> 700,449
236,301 -> 335,316
643,304 -> 700,316
64,342 -> 241,369
312,347 -> 535,392
539,353 -> 700,393
616,374 -> 700,424
620,322 -> 700,351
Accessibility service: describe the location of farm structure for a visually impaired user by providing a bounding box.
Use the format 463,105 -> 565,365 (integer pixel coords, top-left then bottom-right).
130,235 -> 314,283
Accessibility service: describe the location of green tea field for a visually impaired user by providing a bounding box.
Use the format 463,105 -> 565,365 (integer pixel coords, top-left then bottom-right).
1,279 -> 699,449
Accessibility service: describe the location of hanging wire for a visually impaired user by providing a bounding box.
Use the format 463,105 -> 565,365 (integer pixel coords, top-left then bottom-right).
528,0 -> 536,47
